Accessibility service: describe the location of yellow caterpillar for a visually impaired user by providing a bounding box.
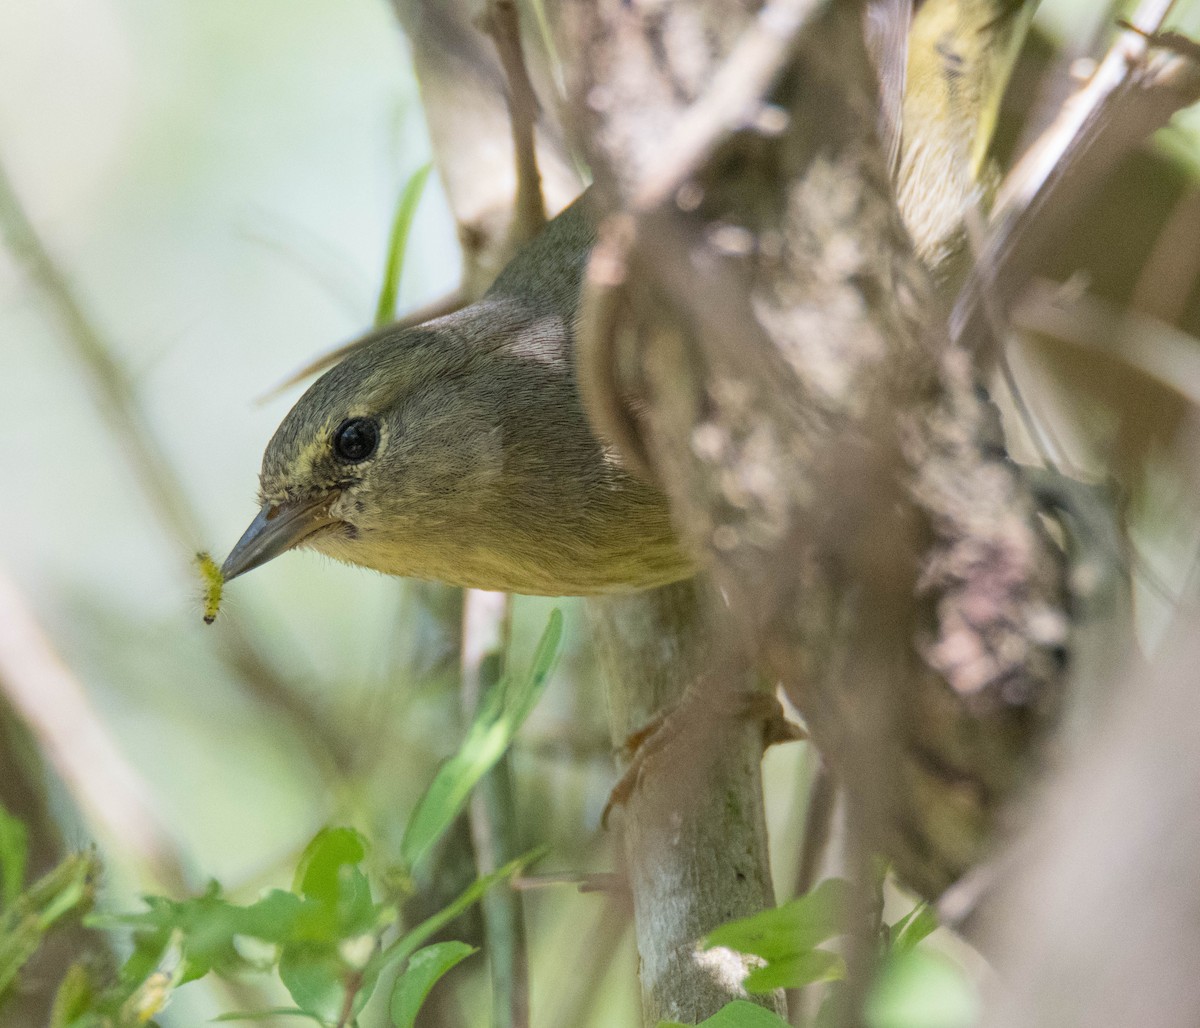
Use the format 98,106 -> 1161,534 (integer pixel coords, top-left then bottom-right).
194,552 -> 224,625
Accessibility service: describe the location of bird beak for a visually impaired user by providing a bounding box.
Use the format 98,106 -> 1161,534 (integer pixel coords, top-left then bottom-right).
221,492 -> 341,582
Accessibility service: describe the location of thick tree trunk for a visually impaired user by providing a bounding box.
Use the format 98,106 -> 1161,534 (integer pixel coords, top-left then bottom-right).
566,0 -> 1069,900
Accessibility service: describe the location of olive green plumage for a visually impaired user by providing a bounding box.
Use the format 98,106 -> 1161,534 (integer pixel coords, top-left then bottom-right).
224,197 -> 692,595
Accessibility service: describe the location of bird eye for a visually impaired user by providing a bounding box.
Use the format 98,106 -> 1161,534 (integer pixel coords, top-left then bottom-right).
332,417 -> 379,463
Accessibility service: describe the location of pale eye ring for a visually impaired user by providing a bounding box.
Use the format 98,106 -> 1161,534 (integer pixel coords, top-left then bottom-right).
332,417 -> 379,463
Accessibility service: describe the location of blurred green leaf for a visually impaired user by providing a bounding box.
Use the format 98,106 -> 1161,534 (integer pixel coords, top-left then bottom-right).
100,883 -> 265,985
85,822 -> 523,1025
0,850 -> 97,999
706,878 -> 849,957
292,827 -> 376,940
375,162 -> 433,327
389,940 -> 476,1028
886,903 -> 937,958
366,849 -> 541,991
865,950 -> 979,1028
24,851 -> 95,929
105,926 -> 187,1025
401,610 -> 562,870
277,943 -> 349,1024
294,827 -> 365,904
0,805 -> 28,913
97,824 -> 385,1023
49,961 -> 98,1028
228,889 -> 307,945
275,828 -> 383,1021
744,948 -> 845,992
703,878 -> 850,993
657,999 -> 792,1027
213,1009 -> 324,1022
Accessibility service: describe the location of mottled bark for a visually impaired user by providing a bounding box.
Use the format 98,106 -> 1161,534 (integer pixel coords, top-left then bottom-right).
567,0 -> 1069,899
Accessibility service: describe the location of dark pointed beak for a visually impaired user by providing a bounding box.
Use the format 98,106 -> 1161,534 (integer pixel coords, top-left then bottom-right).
221,492 -> 341,582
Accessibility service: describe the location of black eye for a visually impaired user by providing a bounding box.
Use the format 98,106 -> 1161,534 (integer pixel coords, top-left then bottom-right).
332,418 -> 379,463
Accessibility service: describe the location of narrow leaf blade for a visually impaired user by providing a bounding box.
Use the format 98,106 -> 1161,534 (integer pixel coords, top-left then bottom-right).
400,612 -> 561,869
374,163 -> 432,327
389,941 -> 476,1028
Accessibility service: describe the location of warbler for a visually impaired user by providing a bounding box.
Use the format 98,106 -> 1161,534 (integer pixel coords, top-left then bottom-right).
892,0 -> 1037,266
221,196 -> 691,595
221,0 -> 1035,596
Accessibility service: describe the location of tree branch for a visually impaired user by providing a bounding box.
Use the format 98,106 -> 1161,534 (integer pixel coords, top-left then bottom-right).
569,0 -> 1069,906
482,0 -> 548,244
953,0 -> 1200,359
0,565 -> 190,893
588,582 -> 784,1024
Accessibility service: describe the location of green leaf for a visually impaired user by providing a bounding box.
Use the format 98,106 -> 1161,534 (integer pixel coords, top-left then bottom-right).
49,961 -> 97,1028
0,805 -> 28,912
291,827 -> 376,941
743,948 -> 846,993
389,941 -> 476,1028
293,827 -> 366,903
656,999 -> 792,1027
271,831 -> 381,1023
401,611 -> 562,869
228,889 -> 307,945
25,850 -> 95,929
366,850 -> 541,990
865,950 -> 979,1028
703,878 -> 850,992
94,828 -> 386,1024
706,879 -> 850,959
212,1009 -> 325,1023
100,882 -> 275,985
277,944 -> 348,1025
374,162 -> 433,327
887,903 -> 937,958
0,851 -> 97,998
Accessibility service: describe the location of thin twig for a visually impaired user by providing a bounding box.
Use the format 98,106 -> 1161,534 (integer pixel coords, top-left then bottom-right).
953,0 -> 1200,355
794,761 -> 836,898
483,0 -> 547,244
0,152 -> 353,775
461,589 -> 529,1028
992,0 -> 1181,222
1013,278 -> 1200,410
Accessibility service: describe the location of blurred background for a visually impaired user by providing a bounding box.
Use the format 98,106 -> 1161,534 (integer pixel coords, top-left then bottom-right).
3,0 -> 1200,1025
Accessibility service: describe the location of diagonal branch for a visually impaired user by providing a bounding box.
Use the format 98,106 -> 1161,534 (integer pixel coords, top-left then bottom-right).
953,0 -> 1200,357
571,0 -> 1070,913
482,0 -> 548,245
0,565 -> 190,893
